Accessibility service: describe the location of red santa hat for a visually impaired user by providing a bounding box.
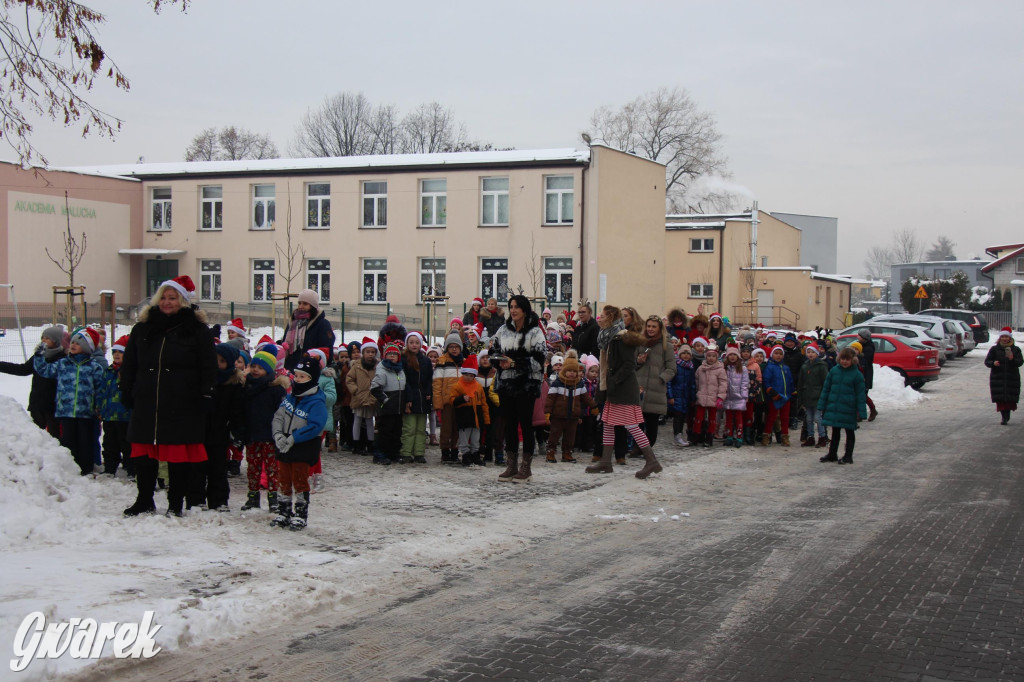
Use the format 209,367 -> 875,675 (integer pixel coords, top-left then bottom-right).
405,331 -> 425,346
466,323 -> 483,340
254,335 -> 275,352
362,336 -> 377,348
225,318 -> 246,336
385,314 -> 401,324
709,312 -> 723,322
307,347 -> 330,369
804,343 -> 820,356
160,275 -> 196,303
471,297 -> 484,307
460,353 -> 479,375
998,326 -> 1013,339
692,336 -> 709,348
111,335 -> 129,353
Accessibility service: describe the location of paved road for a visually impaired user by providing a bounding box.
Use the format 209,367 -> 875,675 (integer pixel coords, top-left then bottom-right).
79,356 -> 1023,681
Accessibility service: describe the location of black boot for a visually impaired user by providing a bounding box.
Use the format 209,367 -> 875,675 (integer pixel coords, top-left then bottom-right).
240,491 -> 260,511
270,493 -> 292,527
820,437 -> 839,462
494,450 -> 505,466
289,492 -> 309,530
1001,409 -> 1011,425
267,491 -> 278,511
124,457 -> 158,517
704,432 -> 713,448
838,440 -> 854,465
461,450 -> 472,467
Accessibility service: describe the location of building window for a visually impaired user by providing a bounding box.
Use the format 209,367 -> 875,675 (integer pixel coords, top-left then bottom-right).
689,238 -> 714,252
362,258 -> 387,303
839,289 -> 845,308
306,259 -> 330,301
200,186 -> 222,231
899,268 -> 917,281
419,258 -> 446,302
420,178 -> 447,227
481,258 -> 509,301
933,268 -> 951,279
151,188 -> 171,231
306,183 -> 330,229
252,184 -> 276,230
1016,257 -> 1024,275
200,259 -> 221,301
689,283 -> 714,298
481,177 -> 509,226
252,259 -> 275,302
362,181 -> 387,227
544,257 -> 573,304
815,285 -> 822,304
761,256 -> 768,267
544,175 -> 573,225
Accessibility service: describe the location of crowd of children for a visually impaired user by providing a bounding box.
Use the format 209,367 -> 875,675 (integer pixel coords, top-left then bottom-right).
6,298 -> 909,525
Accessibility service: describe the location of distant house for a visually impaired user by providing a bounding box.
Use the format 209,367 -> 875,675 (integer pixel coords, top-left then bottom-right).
981,243 -> 1024,293
769,212 -> 838,273
887,260 -> 993,301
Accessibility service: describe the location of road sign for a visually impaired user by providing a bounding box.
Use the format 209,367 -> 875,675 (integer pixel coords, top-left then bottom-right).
914,286 -> 929,299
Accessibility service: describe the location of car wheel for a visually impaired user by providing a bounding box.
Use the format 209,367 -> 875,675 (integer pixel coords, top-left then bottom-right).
895,368 -> 909,386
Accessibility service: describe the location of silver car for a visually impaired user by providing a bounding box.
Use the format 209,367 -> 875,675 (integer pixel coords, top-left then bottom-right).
840,321 -> 949,365
870,314 -> 958,361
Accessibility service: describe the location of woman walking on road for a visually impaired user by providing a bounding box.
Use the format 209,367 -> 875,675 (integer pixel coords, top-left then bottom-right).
817,346 -> 867,465
985,327 -> 1023,425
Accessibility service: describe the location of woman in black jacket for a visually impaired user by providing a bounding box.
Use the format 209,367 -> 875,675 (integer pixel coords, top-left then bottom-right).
280,288 -> 336,371
120,276 -> 217,517
985,327 -> 1023,425
401,332 -> 433,464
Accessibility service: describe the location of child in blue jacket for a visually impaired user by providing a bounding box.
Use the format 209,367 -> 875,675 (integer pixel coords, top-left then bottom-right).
33,327 -> 106,475
667,343 -> 697,447
761,345 -> 796,446
98,335 -> 133,478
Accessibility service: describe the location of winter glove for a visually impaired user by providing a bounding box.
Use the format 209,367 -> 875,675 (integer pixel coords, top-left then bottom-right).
715,398 -> 724,410
34,342 -> 46,356
274,433 -> 288,451
280,435 -> 295,453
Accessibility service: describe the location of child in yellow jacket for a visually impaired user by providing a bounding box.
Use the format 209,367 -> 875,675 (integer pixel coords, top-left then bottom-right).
449,354 -> 490,467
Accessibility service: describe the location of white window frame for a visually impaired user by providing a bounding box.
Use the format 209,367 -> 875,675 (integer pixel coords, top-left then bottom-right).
199,186 -> 222,231
689,237 -> 714,253
420,178 -> 447,227
252,184 -> 276,230
306,183 -> 330,229
419,257 -> 447,302
251,259 -> 275,303
362,258 -> 388,303
1015,257 -> 1024,275
362,180 -> 387,228
544,175 -> 574,225
480,257 -> 509,301
480,176 -> 510,226
150,187 -> 172,231
305,259 -> 330,302
689,283 -> 714,299
199,259 -> 221,302
543,257 -> 573,304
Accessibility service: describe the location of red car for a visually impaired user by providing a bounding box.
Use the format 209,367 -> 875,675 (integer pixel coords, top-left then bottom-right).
836,333 -> 941,389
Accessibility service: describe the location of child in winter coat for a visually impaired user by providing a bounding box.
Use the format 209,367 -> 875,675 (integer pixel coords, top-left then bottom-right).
762,345 -> 796,446
98,335 -> 133,478
476,350 -> 502,464
33,327 -> 105,475
532,375 -> 551,457
575,354 -> 601,454
426,346 -> 441,446
200,343 -> 246,511
401,332 -> 433,465
304,348 -> 337,492
544,352 -> 596,463
0,325 -> 64,435
432,331 -> 465,463
690,337 -> 707,369
370,342 -> 407,465
744,346 -> 766,445
271,354 -> 328,529
449,354 -> 489,466
693,343 -> 727,448
240,347 -> 289,512
346,340 -> 379,455
667,344 -> 697,447
721,344 -> 749,447
797,343 -> 830,448
817,347 -> 867,465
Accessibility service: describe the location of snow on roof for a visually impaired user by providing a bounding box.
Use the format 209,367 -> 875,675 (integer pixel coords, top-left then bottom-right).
741,266 -> 813,271
811,272 -> 855,284
985,243 -> 1024,258
981,245 -> 1024,273
666,221 -> 726,229
666,212 -> 753,221
58,148 -> 591,179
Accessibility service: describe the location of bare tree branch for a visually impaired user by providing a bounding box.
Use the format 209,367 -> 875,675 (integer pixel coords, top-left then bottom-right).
45,191 -> 87,288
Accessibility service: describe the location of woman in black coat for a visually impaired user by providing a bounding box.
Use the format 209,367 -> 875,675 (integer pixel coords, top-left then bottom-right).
401,332 -> 433,464
856,329 -> 878,421
281,288 -> 336,371
120,276 -> 217,517
984,328 -> 1023,425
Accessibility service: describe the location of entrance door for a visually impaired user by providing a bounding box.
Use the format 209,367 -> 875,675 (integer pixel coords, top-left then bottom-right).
146,259 -> 179,299
757,289 -> 775,326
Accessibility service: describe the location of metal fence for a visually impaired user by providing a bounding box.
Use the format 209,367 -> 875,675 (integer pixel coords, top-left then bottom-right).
984,311 -> 1013,330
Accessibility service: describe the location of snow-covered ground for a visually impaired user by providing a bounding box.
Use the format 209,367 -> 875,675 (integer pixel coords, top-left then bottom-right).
0,324 -> 1011,679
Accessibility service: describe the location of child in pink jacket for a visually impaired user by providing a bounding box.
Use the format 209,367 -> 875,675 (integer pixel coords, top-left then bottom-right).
693,343 -> 728,448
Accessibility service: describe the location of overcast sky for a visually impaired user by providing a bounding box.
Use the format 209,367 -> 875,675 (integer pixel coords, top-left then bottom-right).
16,0 -> 1024,276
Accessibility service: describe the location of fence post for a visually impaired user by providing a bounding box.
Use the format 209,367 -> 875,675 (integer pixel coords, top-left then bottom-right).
230,301 -> 235,319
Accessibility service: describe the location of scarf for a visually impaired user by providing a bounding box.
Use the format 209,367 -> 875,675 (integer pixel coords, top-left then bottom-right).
597,319 -> 625,352
382,358 -> 403,372
42,345 -> 64,360
285,309 -> 312,351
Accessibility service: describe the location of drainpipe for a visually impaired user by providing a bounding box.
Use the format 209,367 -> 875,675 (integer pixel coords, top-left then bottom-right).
718,225 -> 725,316
579,163 -> 587,306
750,200 -> 759,269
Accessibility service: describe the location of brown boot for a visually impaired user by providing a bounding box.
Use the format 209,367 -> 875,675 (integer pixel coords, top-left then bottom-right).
545,449 -> 557,463
326,432 -> 338,453
591,455 -> 601,463
512,454 -> 533,483
615,456 -> 627,466
761,433 -> 772,446
498,451 -> 518,482
586,445 -> 614,474
868,406 -> 878,422
800,438 -> 815,447
627,445 -> 643,459
635,445 -> 663,479
781,434 -> 791,447
561,451 -> 577,463
815,436 -> 829,448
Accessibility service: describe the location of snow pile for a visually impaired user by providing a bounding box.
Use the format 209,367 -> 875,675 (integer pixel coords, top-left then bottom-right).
970,286 -> 992,306
869,364 -> 926,410
974,330 -> 1024,352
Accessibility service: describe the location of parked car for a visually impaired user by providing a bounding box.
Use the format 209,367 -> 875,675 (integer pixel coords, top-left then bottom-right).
836,333 -> 941,388
871,314 -> 958,361
952,320 -> 977,355
839,321 -> 949,366
919,308 -> 990,344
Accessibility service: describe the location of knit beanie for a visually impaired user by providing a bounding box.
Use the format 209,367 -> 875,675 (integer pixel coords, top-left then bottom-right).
677,344 -> 692,355
215,342 -> 241,368
252,347 -> 278,375
560,355 -> 581,380
293,354 -> 321,385
41,326 -> 64,347
238,349 -> 252,367
857,328 -> 871,340
70,327 -> 100,353
297,288 -> 320,308
382,342 -> 402,359
225,336 -> 246,353
724,343 -> 740,358
849,341 -> 863,353
444,330 -> 463,352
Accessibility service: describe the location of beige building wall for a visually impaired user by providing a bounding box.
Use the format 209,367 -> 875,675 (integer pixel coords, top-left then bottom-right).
0,163 -> 142,304
735,268 -> 851,329
664,227 -> 723,317
588,145 -> 667,314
